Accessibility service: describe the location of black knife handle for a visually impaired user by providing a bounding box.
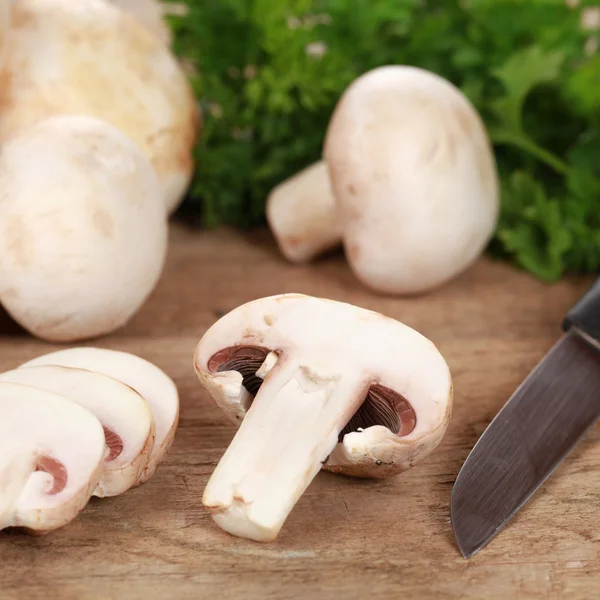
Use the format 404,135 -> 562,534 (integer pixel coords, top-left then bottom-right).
562,277 -> 600,342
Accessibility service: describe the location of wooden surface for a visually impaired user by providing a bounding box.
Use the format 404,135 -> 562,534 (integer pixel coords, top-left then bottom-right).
1,222 -> 599,600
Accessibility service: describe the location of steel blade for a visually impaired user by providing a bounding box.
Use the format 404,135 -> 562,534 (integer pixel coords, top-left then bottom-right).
451,329 -> 600,558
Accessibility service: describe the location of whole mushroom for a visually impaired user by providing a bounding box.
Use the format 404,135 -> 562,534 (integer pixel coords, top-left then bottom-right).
0,114 -> 168,342
0,0 -> 199,215
194,293 -> 453,541
268,65 -> 499,295
0,382 -> 106,533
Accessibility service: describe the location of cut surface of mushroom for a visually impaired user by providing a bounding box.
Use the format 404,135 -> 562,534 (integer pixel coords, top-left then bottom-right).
0,382 -> 105,533
21,347 -> 179,484
195,293 -> 452,541
0,365 -> 155,497
0,114 -> 168,342
266,161 -> 342,263
323,65 -> 499,294
0,0 -> 199,214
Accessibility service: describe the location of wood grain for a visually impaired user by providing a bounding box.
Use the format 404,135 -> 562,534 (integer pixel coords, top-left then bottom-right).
0,222 -> 598,600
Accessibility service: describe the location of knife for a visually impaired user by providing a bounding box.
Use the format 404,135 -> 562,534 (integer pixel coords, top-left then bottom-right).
451,277 -> 600,558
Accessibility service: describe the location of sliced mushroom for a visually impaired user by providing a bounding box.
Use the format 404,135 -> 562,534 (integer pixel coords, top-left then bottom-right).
0,114 -> 168,342
21,347 -> 180,484
0,382 -> 105,533
194,293 -> 452,541
0,0 -> 199,215
0,365 -> 155,497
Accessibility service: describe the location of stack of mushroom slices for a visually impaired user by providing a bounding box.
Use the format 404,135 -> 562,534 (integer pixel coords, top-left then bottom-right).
0,347 -> 179,534
194,293 -> 453,542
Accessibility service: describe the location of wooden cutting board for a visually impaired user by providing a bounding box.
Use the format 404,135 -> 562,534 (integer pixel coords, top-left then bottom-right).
1,223 -> 598,600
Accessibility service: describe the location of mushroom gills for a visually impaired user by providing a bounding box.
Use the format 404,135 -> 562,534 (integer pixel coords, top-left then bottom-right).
213,346 -> 417,442
210,346 -> 271,396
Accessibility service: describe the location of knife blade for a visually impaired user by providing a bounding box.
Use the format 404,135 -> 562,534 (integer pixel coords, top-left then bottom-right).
451,277 -> 600,559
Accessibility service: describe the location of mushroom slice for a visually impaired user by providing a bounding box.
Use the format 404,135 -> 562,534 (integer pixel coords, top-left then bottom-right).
194,293 -> 452,542
21,347 -> 179,485
0,366 -> 155,497
0,382 -> 105,533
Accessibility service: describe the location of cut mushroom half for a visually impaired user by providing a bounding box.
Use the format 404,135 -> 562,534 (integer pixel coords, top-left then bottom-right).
0,382 -> 105,533
21,348 -> 179,484
0,365 -> 155,497
194,293 -> 453,542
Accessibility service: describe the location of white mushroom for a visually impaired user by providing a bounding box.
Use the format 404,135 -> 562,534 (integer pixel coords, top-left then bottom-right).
21,347 -> 180,484
0,114 -> 168,342
266,161 -> 342,263
0,382 -> 105,533
106,0 -> 171,45
194,293 -> 452,541
267,66 -> 499,295
0,366 -> 155,497
0,0 -> 199,215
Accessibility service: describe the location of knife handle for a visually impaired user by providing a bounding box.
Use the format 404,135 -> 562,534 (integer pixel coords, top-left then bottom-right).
562,277 -> 600,343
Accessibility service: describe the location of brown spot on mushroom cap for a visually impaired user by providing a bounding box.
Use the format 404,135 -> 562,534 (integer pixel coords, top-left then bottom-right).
102,426 -> 124,462
92,210 -> 115,239
36,456 -> 67,495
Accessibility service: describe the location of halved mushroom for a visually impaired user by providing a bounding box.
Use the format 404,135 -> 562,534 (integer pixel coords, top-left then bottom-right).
0,0 -> 199,215
194,293 -> 452,541
0,382 -> 105,533
21,347 -> 179,484
0,365 -> 155,497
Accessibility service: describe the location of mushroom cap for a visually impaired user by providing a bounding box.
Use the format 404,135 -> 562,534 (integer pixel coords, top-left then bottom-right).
194,293 -> 452,478
0,365 -> 155,497
0,114 -> 168,342
0,0 -> 199,214
323,65 -> 499,295
106,0 -> 171,45
0,382 -> 105,533
21,347 -> 180,484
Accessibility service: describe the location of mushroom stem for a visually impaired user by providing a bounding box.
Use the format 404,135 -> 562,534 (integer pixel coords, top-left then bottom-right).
266,161 -> 342,263
0,454 -> 38,528
202,362 -> 363,542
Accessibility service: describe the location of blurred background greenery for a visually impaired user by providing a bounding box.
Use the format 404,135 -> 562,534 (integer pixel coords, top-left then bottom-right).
166,0 -> 600,282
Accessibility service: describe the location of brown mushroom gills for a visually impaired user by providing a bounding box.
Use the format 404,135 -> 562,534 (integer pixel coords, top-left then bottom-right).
35,456 -> 68,495
102,427 -> 124,462
209,346 -> 417,440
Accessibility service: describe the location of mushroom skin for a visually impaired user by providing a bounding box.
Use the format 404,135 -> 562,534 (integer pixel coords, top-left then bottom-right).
106,0 -> 171,45
0,365 -> 156,497
21,347 -> 180,485
0,0 -> 199,215
194,293 -> 452,541
0,115 -> 168,343
0,382 -> 105,533
323,65 -> 499,295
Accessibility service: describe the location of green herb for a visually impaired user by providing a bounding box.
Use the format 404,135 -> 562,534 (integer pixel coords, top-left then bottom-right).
167,0 -> 600,282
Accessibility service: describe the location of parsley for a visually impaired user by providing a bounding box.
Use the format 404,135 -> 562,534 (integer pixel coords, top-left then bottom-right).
167,0 -> 600,281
